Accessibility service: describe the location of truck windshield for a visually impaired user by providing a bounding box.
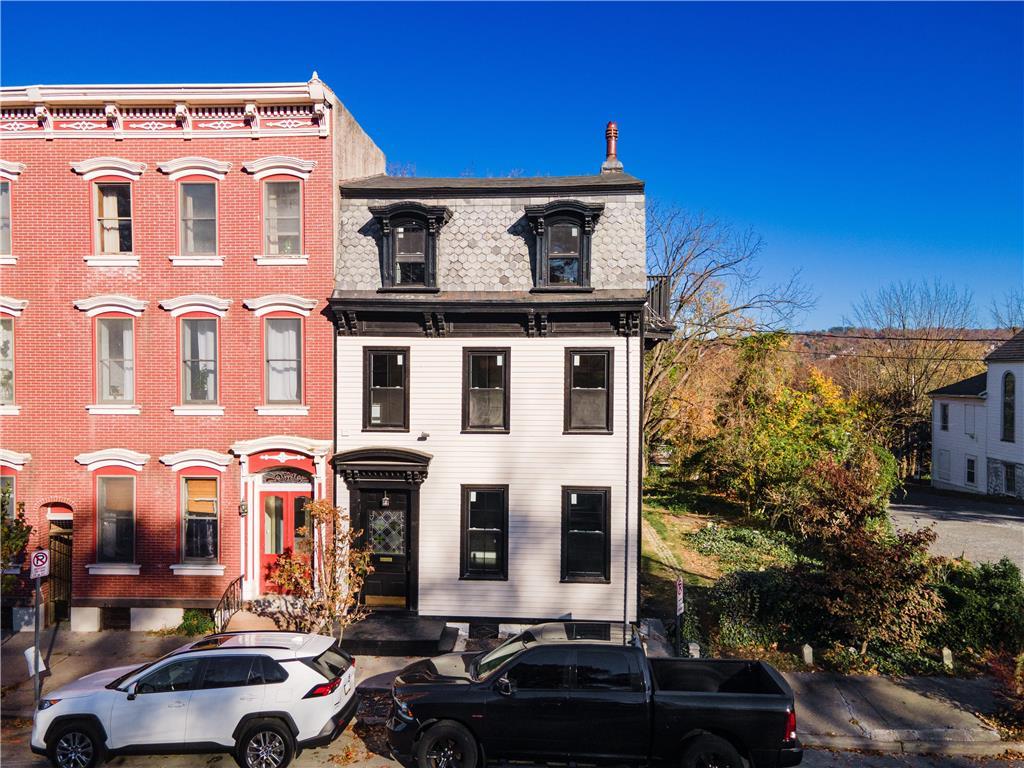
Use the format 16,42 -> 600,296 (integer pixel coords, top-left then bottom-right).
474,633 -> 532,679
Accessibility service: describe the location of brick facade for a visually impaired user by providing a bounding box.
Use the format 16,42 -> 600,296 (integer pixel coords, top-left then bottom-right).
0,80 -> 383,629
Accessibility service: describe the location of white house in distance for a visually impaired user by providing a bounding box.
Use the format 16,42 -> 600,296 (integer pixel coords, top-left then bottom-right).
328,126 -> 671,623
929,329 -> 1024,498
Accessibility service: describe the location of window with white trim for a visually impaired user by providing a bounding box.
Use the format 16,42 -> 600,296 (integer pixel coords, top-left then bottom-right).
264,181 -> 301,256
97,317 -> 134,403
97,475 -> 134,563
183,477 -> 218,562
265,317 -> 302,404
965,404 -> 976,436
0,317 -> 12,404
182,318 -> 218,404
965,456 -> 976,486
0,181 -> 10,256
180,183 -> 217,257
95,183 -> 133,254
939,403 -> 949,431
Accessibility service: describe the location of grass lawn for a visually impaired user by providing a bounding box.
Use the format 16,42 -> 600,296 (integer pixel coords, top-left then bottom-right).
640,476 -> 812,621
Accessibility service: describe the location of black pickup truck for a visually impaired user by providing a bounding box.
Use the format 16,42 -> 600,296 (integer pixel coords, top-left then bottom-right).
387,622 -> 802,768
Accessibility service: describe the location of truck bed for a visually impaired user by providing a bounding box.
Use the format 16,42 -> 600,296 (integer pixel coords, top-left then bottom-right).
649,657 -> 787,695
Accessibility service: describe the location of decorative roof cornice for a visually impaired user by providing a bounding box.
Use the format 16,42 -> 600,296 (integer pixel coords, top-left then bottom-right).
159,294 -> 233,318
0,297 -> 28,317
71,156 -> 147,181
160,449 -> 233,473
243,294 -> 318,317
0,80 -> 329,106
242,155 -> 317,180
0,449 -> 32,470
75,448 -> 149,472
157,156 -> 232,181
0,160 -> 26,181
74,295 -> 148,317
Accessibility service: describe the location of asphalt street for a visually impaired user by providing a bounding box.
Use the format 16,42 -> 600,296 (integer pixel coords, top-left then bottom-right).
889,486 -> 1024,569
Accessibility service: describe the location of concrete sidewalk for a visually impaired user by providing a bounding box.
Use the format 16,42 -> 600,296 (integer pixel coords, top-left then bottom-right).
785,672 -> 1018,756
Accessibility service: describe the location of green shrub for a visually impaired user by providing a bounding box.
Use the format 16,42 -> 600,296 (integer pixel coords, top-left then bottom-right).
685,524 -> 806,573
934,558 -> 1024,653
705,569 -> 804,649
178,609 -> 215,636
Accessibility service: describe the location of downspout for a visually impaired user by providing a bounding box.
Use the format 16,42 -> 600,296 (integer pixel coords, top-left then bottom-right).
623,319 -> 632,637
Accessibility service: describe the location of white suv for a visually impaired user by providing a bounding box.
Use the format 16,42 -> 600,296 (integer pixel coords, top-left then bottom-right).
31,631 -> 357,768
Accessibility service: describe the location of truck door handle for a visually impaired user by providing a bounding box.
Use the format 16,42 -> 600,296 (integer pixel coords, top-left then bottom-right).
239,695 -> 259,701
168,702 -> 185,709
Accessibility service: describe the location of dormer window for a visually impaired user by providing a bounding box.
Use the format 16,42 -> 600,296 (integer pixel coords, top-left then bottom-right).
525,200 -> 604,290
369,202 -> 452,291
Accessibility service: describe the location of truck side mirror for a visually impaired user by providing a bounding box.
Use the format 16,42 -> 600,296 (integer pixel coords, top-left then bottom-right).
496,676 -> 514,696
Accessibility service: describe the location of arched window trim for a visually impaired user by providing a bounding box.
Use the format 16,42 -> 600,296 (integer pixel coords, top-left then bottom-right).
525,199 -> 605,290
369,201 -> 452,291
1003,371 -> 1016,443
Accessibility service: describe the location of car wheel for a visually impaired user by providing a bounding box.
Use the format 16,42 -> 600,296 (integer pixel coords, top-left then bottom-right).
235,718 -> 295,768
680,733 -> 745,768
46,721 -> 105,768
415,720 -> 479,768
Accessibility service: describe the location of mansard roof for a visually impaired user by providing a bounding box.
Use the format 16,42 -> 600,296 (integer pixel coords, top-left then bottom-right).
341,173 -> 644,199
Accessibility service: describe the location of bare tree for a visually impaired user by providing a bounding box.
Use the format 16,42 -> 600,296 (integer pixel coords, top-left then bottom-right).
846,279 -> 983,476
991,287 -> 1024,331
643,202 -> 812,471
386,160 -> 417,177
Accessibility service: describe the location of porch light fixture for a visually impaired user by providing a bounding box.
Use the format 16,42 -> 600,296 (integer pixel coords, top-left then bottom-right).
381,492 -> 390,508
238,500 -> 248,517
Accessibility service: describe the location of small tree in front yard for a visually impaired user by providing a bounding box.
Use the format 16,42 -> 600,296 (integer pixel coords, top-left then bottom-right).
1,485 -> 32,593
266,500 -> 373,635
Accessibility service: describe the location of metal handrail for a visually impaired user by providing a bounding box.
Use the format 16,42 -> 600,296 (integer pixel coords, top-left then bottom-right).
646,274 -> 670,321
214,574 -> 244,633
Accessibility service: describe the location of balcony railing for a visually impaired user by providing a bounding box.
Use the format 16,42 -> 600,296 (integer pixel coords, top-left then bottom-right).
646,274 -> 670,321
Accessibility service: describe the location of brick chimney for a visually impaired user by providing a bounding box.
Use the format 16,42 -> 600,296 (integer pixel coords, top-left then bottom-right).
600,121 -> 624,174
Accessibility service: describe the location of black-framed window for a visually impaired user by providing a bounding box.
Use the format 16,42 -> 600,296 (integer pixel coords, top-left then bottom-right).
966,456 -> 976,486
525,200 -> 604,290
561,487 -> 611,582
182,476 -> 218,562
939,403 -> 949,431
463,348 -> 510,432
1006,463 -> 1018,496
363,347 -> 409,431
460,485 -> 509,580
369,202 -> 452,290
565,349 -> 613,433
1003,372 -> 1016,443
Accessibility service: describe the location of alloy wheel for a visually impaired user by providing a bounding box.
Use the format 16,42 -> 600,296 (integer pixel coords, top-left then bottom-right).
695,753 -> 731,768
55,731 -> 93,768
245,730 -> 287,768
425,736 -> 464,768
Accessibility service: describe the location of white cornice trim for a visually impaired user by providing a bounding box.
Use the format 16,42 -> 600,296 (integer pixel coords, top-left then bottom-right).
0,449 -> 31,470
2,81 -> 326,106
75,448 -> 149,472
0,297 -> 28,317
243,155 -> 317,181
159,294 -> 232,318
229,435 -> 332,458
160,449 -> 233,473
71,157 -> 147,181
157,157 -> 232,181
74,294 -> 147,317
0,160 -> 26,181
243,294 -> 317,317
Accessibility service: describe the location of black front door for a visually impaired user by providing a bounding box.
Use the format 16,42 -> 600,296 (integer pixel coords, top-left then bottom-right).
361,489 -> 410,608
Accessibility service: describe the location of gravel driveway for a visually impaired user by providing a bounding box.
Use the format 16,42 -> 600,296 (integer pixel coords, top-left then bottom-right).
889,486 -> 1024,569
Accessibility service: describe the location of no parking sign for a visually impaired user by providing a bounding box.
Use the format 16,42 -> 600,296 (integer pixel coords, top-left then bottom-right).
30,549 -> 49,579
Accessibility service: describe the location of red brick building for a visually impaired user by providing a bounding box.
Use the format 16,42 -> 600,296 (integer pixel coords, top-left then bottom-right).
0,78 -> 383,630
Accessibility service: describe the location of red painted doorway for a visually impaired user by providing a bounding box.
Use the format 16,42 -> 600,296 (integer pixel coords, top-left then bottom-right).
260,490 -> 311,593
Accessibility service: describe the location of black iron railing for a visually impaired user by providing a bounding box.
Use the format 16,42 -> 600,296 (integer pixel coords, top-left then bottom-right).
214,574 -> 244,632
646,274 -> 670,321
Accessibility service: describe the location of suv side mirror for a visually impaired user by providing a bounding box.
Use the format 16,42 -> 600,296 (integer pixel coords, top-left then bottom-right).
125,682 -> 138,701
496,676 -> 515,696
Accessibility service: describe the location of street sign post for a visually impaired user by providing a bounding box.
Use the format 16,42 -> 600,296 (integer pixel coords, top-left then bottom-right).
30,548 -> 49,705
674,576 -> 685,656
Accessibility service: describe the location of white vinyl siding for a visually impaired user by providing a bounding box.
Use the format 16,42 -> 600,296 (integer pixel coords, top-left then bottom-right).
336,335 -> 641,621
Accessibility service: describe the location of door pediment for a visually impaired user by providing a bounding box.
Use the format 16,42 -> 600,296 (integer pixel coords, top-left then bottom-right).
332,447 -> 432,487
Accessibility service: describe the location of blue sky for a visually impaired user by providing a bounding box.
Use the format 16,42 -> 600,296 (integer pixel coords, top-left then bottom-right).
2,2 -> 1021,329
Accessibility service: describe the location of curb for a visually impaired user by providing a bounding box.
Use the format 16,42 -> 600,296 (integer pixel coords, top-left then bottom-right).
802,735 -> 1024,757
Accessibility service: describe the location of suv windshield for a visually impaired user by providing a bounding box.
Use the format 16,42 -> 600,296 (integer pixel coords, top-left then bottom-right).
105,660 -> 158,690
474,632 -> 533,679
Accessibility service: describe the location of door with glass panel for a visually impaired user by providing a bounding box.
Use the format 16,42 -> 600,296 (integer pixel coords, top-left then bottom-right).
359,489 -> 410,608
259,490 -> 311,593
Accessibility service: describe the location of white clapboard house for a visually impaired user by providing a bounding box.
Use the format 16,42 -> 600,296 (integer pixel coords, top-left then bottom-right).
928,329 -> 1024,498
328,127 -> 671,622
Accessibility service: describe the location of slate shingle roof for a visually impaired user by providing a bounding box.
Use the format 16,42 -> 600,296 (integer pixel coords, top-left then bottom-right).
986,329 -> 1024,362
927,372 -> 988,398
